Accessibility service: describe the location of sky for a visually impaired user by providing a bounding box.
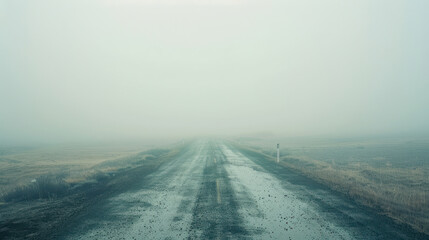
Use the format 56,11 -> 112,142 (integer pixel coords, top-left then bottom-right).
1,0 -> 428,143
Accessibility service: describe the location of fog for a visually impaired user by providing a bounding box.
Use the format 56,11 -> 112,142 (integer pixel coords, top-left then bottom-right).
1,0 -> 428,144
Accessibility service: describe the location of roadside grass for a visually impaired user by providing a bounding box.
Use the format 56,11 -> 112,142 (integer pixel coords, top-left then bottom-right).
0,146 -> 172,203
0,144 -> 145,194
1,175 -> 69,202
0,143 -> 185,240
234,143 -> 429,235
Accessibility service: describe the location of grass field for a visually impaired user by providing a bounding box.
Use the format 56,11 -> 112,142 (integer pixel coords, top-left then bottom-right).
0,141 -> 184,239
0,141 -> 173,200
235,136 -> 429,235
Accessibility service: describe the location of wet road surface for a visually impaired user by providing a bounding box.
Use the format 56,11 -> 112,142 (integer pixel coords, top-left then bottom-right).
59,140 -> 426,239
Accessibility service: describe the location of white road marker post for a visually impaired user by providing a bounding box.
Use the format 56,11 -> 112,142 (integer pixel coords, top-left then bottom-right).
277,143 -> 280,163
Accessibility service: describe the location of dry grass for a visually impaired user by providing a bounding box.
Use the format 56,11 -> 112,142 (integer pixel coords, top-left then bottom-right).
0,143 -> 163,201
0,144 -> 184,239
279,158 -> 428,234
1,175 -> 69,202
237,139 -> 429,235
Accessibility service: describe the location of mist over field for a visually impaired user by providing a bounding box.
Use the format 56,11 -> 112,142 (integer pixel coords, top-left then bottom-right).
1,0 -> 429,144
1,2 -> 429,239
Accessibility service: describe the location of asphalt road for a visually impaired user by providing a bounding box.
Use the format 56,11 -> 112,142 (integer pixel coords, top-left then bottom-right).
59,140 -> 426,240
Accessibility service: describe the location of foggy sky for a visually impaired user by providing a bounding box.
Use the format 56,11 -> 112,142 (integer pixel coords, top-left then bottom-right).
1,0 -> 429,143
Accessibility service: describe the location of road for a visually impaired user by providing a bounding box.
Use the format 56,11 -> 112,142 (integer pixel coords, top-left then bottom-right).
59,140 -> 425,239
